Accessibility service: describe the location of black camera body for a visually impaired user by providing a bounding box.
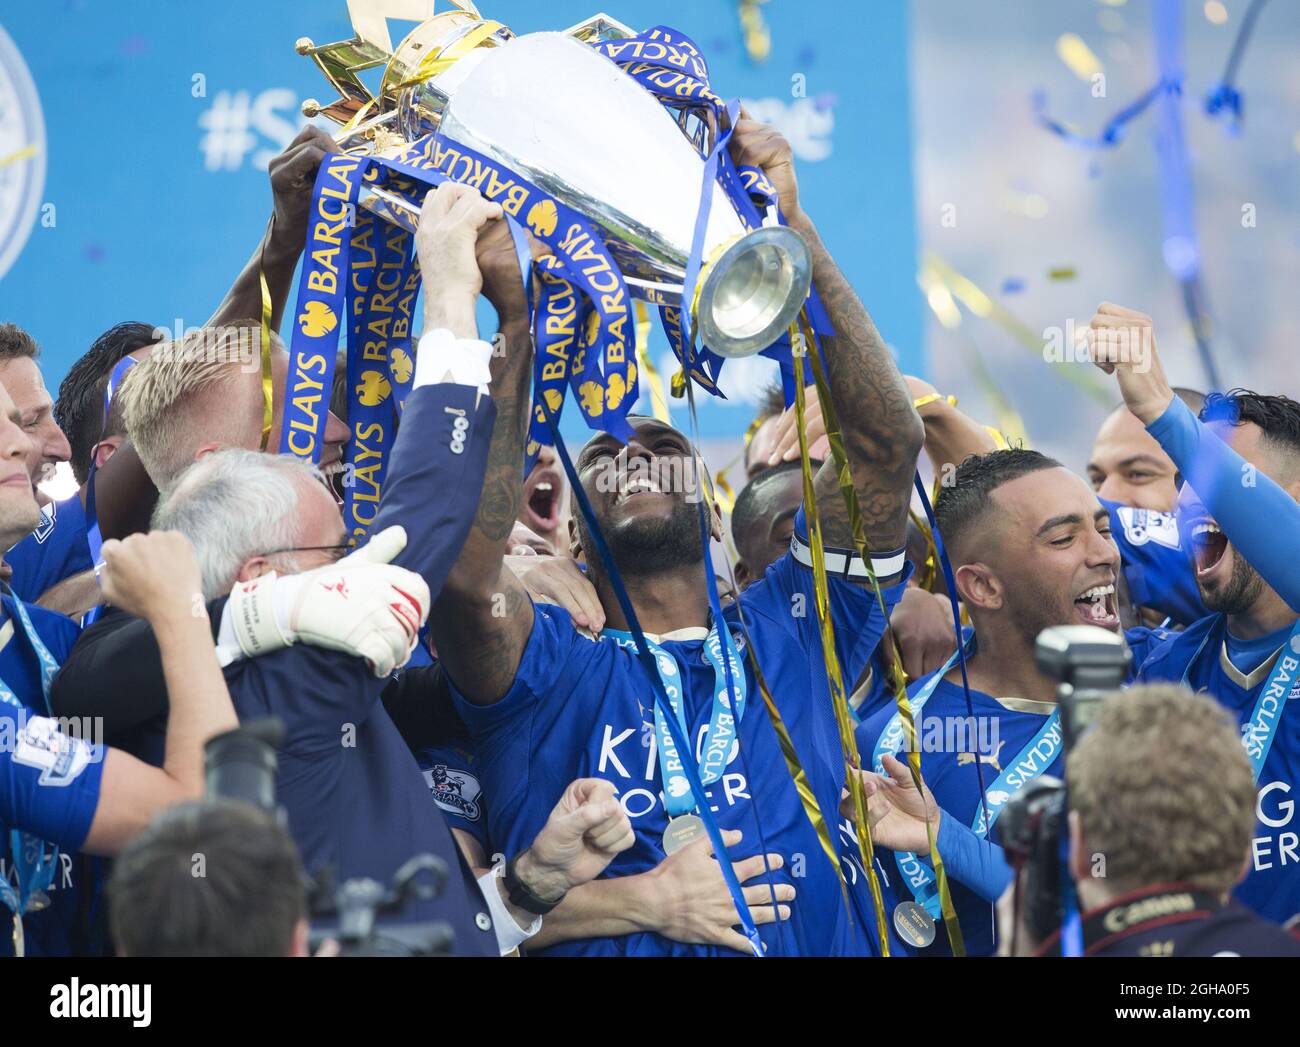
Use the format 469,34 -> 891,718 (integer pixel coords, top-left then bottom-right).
998,626 -> 1131,945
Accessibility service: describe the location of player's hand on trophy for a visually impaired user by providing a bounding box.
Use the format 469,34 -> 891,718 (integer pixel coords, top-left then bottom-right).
841,753 -> 942,854
644,830 -> 793,953
729,109 -> 802,225
268,125 -> 342,248
416,182 -> 504,339
1086,302 -> 1175,426
476,202 -> 534,326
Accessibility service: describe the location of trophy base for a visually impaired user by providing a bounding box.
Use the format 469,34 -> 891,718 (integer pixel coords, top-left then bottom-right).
695,225 -> 813,359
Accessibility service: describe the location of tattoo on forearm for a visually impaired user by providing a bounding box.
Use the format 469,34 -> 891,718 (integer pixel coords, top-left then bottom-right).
800,222 -> 922,549
472,325 -> 532,543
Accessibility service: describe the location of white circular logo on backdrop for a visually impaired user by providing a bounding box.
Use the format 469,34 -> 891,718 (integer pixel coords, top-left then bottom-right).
0,25 -> 45,282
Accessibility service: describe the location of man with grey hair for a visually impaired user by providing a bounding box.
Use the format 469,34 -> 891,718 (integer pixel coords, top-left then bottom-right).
55,181 -> 625,954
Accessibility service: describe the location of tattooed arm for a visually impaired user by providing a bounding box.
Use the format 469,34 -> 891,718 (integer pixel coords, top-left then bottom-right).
730,118 -> 923,561
426,190 -> 537,707
207,126 -> 340,329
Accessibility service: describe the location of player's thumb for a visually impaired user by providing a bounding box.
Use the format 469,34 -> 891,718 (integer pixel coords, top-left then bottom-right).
341,525 -> 407,566
560,797 -> 621,838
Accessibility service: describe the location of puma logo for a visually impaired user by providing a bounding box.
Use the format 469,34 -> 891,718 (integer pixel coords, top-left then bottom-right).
957,739 -> 1005,773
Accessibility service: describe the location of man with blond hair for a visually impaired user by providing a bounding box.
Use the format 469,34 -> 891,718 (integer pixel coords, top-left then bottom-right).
119,322 -> 350,493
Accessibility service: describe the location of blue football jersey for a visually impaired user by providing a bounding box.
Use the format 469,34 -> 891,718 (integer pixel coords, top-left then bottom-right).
0,595 -> 102,957
4,496 -> 93,604
1138,615 -> 1300,925
1101,497 -> 1208,626
416,743 -> 491,856
453,550 -> 909,956
856,677 -> 1065,956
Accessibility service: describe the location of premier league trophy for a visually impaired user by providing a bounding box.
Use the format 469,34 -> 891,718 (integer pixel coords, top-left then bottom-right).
294,0 -> 811,359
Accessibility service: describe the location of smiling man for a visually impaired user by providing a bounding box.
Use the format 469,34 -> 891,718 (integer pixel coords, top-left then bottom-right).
428,116 -> 926,957
0,323 -> 71,497
1090,300 -> 1300,929
853,447 -> 1175,955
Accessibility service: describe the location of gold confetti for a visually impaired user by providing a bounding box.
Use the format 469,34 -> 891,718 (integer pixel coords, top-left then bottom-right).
1204,1 -> 1229,25
1056,32 -> 1104,80
1048,267 -> 1078,281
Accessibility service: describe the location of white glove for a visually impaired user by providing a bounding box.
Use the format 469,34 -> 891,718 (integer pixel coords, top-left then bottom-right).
217,526 -> 431,677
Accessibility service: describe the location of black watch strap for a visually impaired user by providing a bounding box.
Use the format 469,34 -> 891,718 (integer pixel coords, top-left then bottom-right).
504,852 -> 563,916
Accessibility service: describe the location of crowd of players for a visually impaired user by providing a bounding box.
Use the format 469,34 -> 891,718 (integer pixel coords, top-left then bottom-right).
1,118 -> 1298,959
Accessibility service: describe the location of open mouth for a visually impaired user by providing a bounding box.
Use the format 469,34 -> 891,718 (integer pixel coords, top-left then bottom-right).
322,460 -> 347,506
614,474 -> 666,507
1073,581 -> 1119,630
525,472 -> 561,533
1190,521 -> 1229,577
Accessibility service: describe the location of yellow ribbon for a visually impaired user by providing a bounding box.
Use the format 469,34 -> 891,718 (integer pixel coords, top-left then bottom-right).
257,215 -> 276,451
400,21 -> 505,88
634,301 -> 671,425
798,316 -> 967,956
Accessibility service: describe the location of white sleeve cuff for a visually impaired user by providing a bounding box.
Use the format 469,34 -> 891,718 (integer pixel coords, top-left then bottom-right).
415,327 -> 494,394
214,599 -> 242,668
477,865 -> 543,955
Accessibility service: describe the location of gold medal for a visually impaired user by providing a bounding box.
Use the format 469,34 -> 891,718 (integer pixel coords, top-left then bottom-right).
662,814 -> 706,854
893,901 -> 937,948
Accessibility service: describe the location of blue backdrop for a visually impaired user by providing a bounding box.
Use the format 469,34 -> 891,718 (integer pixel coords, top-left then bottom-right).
0,0 -> 919,441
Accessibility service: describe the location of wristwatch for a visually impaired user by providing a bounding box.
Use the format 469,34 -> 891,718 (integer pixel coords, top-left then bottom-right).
503,852 -> 565,916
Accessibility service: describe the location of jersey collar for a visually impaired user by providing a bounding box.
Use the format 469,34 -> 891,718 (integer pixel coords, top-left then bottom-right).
1218,640 -> 1284,691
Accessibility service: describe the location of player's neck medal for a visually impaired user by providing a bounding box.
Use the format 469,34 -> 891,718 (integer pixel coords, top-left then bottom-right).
893,900 -> 937,948
662,814 -> 706,854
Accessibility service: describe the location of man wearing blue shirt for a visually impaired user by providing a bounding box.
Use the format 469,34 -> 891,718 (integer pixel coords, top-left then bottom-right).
430,117 -> 926,956
1090,301 -> 1300,927
851,446 -> 1167,955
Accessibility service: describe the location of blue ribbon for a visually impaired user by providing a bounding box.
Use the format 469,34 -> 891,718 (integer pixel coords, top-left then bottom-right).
535,392 -> 764,956
0,595 -> 67,933
281,153 -> 368,463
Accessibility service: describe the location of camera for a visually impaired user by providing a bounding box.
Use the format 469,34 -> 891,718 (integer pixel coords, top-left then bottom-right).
998,626 -> 1130,946
205,719 -> 456,956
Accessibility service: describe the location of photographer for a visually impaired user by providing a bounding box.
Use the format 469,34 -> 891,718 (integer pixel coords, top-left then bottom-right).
107,800 -> 310,957
1009,684 -> 1300,957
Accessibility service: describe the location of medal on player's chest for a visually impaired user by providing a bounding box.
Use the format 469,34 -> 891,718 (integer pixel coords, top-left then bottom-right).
893,900 -> 937,948
662,813 -> 706,854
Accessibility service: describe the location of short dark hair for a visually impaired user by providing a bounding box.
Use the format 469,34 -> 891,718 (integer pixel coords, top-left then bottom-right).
54,321 -> 162,484
0,322 -> 40,362
730,459 -> 808,555
1200,388 -> 1300,466
933,448 -> 1062,557
108,800 -> 305,957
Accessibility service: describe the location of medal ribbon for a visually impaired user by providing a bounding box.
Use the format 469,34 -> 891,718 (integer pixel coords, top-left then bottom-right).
1180,615 -> 1300,782
602,624 -> 747,818
535,393 -> 764,956
0,596 -> 67,947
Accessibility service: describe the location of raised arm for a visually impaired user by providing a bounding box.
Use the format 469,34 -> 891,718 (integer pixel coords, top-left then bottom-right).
1089,301 -> 1300,612
424,185 -> 538,706
206,126 -> 340,329
80,532 -> 239,854
730,119 -> 923,558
